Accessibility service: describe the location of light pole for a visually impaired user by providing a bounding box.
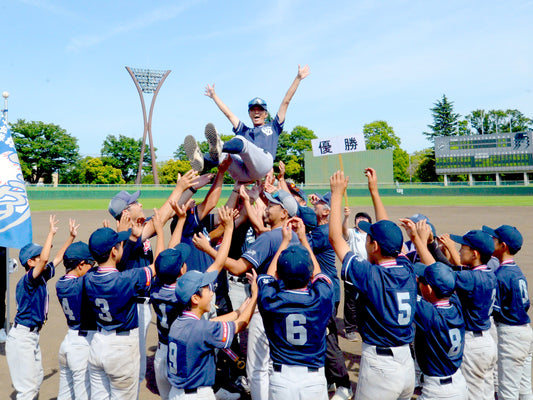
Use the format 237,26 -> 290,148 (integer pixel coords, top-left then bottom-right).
126,67 -> 171,185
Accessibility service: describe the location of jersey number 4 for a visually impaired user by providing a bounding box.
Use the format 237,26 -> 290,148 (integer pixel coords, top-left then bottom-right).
286,314 -> 307,346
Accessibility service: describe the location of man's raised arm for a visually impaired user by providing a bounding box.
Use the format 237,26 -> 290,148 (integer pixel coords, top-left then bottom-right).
205,84 -> 240,129
277,64 -> 310,124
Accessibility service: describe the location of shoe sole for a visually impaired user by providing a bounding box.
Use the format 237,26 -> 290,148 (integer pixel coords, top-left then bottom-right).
184,135 -> 204,172
205,123 -> 222,163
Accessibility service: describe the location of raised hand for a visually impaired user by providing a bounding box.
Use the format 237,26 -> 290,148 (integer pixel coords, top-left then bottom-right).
218,206 -> 235,228
344,206 -> 351,218
193,173 -> 215,190
329,170 -> 349,195
117,210 -> 132,232
399,218 -> 417,241
365,168 -> 378,191
239,185 -> 250,203
416,220 -> 432,244
219,154 -> 232,172
69,218 -> 80,238
277,160 -> 285,179
298,64 -> 310,80
204,83 -> 216,98
176,169 -> 199,191
192,232 -> 211,252
49,214 -> 59,234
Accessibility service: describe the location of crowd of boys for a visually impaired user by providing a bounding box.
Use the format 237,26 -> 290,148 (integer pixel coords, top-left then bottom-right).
4,65 -> 533,400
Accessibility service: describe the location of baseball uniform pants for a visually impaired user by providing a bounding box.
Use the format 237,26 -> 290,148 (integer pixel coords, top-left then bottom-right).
496,323 -> 533,400
169,386 -> 215,400
419,368 -> 467,400
269,364 -> 327,400
356,343 -> 415,400
226,137 -> 273,183
246,310 -> 272,400
57,329 -> 94,400
5,324 -> 43,400
88,328 -> 140,400
154,343 -> 171,400
461,330 -> 497,400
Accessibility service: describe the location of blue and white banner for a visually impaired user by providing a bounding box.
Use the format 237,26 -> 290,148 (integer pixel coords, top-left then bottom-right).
311,133 -> 366,157
0,115 -> 32,249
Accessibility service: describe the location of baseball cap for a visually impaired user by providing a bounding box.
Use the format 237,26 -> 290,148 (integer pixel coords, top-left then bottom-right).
19,243 -> 43,267
264,190 -> 298,217
175,270 -> 219,304
450,230 -> 495,259
287,182 -> 307,204
409,213 -> 436,237
358,220 -> 403,257
89,227 -> 131,260
248,97 -> 267,111
296,205 -> 318,231
313,192 -> 331,206
482,225 -> 523,254
155,244 -> 191,284
277,244 -> 313,289
63,242 -> 94,269
108,190 -> 141,219
414,262 -> 456,298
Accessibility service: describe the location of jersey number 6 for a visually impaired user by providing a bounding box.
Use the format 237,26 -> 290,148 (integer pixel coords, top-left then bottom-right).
286,314 -> 307,346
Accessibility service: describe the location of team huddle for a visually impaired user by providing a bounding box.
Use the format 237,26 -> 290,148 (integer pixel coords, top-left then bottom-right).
4,65 -> 533,400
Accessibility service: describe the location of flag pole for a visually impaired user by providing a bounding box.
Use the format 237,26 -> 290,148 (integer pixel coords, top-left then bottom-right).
2,91 -> 10,335
337,154 -> 349,207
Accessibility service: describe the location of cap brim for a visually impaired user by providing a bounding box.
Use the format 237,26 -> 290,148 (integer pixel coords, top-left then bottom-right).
116,229 -> 132,243
129,190 -> 141,204
481,225 -> 498,239
358,220 -> 372,235
200,270 -> 219,287
414,262 -> 428,278
264,192 -> 282,206
449,234 -> 468,246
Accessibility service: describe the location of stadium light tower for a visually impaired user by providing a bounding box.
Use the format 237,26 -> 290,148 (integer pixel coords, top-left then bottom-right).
126,67 -> 171,185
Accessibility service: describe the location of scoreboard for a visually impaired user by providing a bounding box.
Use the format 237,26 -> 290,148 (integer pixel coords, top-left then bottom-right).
435,132 -> 533,174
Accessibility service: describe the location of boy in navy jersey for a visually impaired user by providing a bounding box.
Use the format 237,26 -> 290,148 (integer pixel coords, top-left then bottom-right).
482,224 -> 533,400
449,230 -> 497,400
6,215 -> 75,400
84,210 -> 164,399
413,262 -> 467,400
56,240 -> 96,400
167,268 -> 258,400
329,169 -> 417,400
258,217 -> 334,400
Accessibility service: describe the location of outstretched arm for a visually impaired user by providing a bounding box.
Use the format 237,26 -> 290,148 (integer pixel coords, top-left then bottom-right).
266,220 -> 292,278
33,215 -> 58,279
52,218 -> 79,266
329,171 -> 351,262
399,219 -> 435,265
365,168 -> 388,221
206,207 -> 237,273
197,155 -> 232,221
342,207 -> 351,241
205,84 -> 240,129
277,65 -> 310,124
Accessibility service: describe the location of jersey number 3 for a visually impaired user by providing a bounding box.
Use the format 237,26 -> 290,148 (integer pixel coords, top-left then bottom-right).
286,314 -> 307,345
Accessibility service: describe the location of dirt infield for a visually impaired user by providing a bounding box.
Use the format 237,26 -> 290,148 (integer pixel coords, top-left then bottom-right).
1,206 -> 532,399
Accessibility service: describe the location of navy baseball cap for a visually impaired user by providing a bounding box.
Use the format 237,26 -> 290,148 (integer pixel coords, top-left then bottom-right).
482,225 -> 523,254
248,97 -> 267,111
108,190 -> 140,219
414,262 -> 456,298
287,182 -> 307,204
19,243 -> 43,267
313,192 -> 331,206
450,230 -> 495,259
358,220 -> 403,257
175,270 -> 219,304
297,205 -> 318,231
89,228 -> 131,260
64,242 -> 94,269
155,244 -> 191,284
265,190 -> 298,217
278,244 -> 313,289
409,213 -> 437,237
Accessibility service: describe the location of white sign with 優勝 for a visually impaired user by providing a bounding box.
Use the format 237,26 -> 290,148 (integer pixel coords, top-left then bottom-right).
311,133 -> 366,157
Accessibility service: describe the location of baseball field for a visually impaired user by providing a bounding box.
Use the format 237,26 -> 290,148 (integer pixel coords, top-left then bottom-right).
1,198 -> 532,399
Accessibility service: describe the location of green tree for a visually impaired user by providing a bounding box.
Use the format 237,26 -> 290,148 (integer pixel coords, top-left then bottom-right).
504,109 -> 532,132
414,148 -> 440,182
363,120 -> 401,150
363,121 -> 409,182
81,157 -> 125,184
158,159 -> 193,184
424,95 -> 461,142
11,119 -> 80,183
276,125 -> 317,183
101,134 -> 154,183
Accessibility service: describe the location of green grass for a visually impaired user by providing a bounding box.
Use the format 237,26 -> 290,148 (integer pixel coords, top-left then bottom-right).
27,195 -> 533,211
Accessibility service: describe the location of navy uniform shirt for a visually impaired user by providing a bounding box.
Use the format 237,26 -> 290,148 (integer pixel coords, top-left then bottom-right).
414,294 -> 465,377
307,224 -> 340,303
233,114 -> 284,158
257,273 -> 334,368
150,279 -> 183,345
56,270 -> 97,331
179,206 -> 214,273
14,262 -> 55,329
342,251 -> 417,347
84,265 -> 152,331
242,227 -> 299,275
455,265 -> 497,331
120,236 -> 153,271
493,259 -> 531,326
167,312 -> 235,389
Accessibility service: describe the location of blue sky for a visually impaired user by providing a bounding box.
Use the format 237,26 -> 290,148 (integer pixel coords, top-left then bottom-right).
2,0 -> 532,160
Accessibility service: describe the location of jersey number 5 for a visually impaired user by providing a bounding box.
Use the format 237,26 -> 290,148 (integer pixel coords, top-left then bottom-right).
286,314 -> 307,346
396,292 -> 412,325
